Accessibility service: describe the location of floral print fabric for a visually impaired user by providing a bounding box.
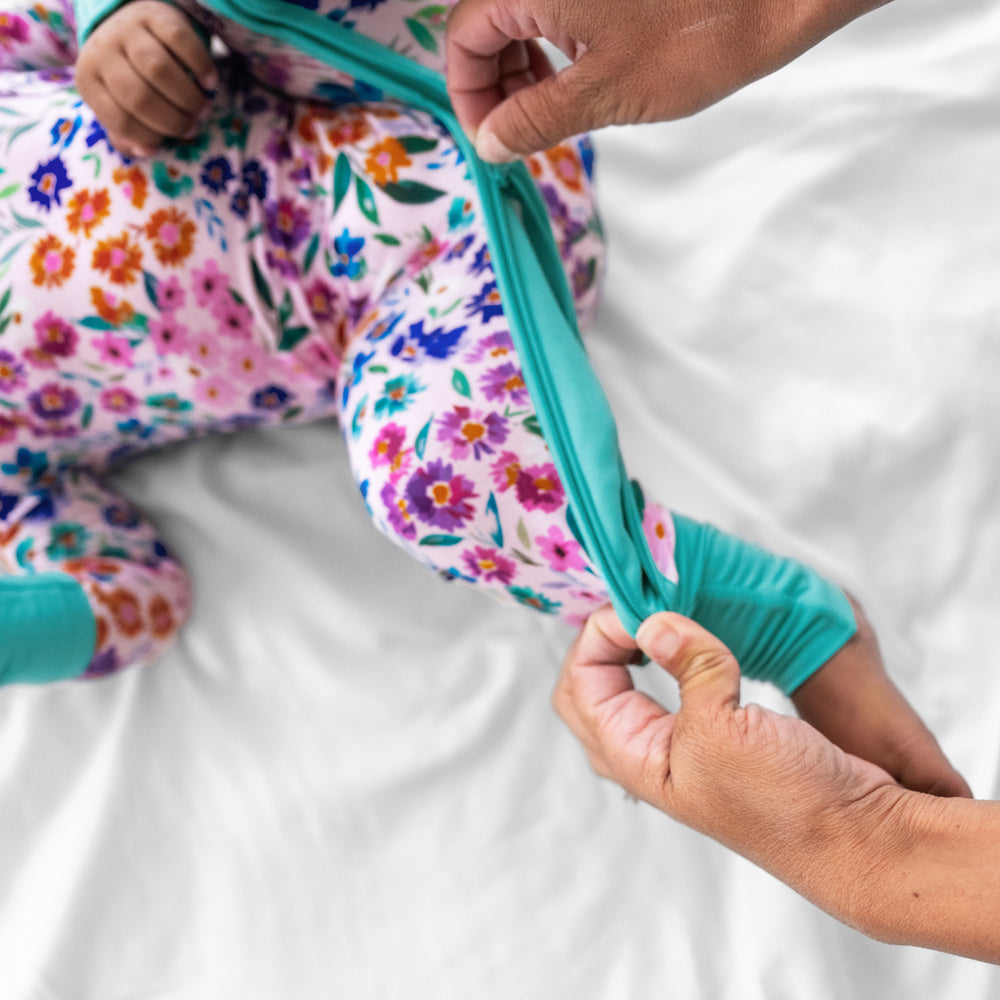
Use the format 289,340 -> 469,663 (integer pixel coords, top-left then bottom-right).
0,0 -> 678,680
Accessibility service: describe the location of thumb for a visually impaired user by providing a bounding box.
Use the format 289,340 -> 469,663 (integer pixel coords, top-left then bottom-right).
474,56 -> 610,161
636,613 -> 742,717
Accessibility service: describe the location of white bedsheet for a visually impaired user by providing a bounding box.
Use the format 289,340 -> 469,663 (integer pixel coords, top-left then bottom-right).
3,0 -> 1000,994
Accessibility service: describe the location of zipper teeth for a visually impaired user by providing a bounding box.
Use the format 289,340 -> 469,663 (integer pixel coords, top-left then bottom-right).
210,0 -> 652,625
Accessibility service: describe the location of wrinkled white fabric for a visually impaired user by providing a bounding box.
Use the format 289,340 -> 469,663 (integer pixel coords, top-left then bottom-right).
2,0 -> 999,994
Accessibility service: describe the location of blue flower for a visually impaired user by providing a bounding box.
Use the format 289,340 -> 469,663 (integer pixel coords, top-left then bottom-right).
241,160 -> 268,200
50,115 -> 82,149
28,156 -> 72,211
252,384 -> 294,410
330,227 -> 366,279
200,156 -> 235,193
466,281 -> 504,323
468,242 -> 492,277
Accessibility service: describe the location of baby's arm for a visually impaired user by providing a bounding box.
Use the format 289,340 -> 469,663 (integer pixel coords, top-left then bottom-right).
75,0 -> 217,158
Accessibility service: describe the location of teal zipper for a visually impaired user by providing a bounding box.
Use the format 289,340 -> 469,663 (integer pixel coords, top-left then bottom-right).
195,0 -> 679,633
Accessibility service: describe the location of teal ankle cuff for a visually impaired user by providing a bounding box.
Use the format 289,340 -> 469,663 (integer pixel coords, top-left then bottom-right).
0,574 -> 97,685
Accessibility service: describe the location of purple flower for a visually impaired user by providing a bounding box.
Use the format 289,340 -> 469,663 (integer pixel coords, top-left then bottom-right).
28,156 -> 72,211
34,311 -> 78,357
462,545 -> 516,585
436,406 -> 508,461
0,349 -> 26,392
405,459 -> 478,531
479,362 -> 529,407
29,382 -> 80,422
515,463 -> 565,513
0,14 -> 29,46
380,481 -> 416,540
464,329 -> 514,364
265,197 -> 311,251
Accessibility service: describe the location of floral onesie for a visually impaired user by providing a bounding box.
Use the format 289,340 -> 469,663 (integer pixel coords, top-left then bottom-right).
0,0 -> 856,688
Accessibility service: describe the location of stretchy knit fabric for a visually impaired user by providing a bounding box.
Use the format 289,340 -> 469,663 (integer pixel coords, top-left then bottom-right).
0,0 -> 856,689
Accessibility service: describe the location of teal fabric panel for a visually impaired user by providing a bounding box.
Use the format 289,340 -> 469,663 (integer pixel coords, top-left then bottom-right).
0,574 -> 96,684
672,516 -> 857,693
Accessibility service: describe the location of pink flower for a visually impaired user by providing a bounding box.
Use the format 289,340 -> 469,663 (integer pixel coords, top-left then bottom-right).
226,341 -> 270,382
194,374 -> 238,409
489,450 -> 521,493
100,385 -> 139,414
535,525 -> 587,573
212,295 -> 254,340
436,405 -> 508,461
369,422 -> 406,469
642,502 -> 678,582
461,545 -> 516,585
92,330 -> 134,367
157,275 -> 185,312
148,315 -> 191,356
191,258 -> 227,308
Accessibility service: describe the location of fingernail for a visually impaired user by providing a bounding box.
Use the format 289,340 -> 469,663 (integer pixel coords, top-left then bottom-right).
201,72 -> 218,93
475,129 -> 517,164
636,617 -> 681,661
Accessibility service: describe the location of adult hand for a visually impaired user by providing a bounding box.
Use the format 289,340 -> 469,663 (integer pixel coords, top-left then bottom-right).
446,0 -> 891,161
76,0 -> 217,158
553,606 -> 1000,961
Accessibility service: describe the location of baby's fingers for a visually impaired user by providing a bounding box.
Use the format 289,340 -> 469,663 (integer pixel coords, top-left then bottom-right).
136,5 -> 217,106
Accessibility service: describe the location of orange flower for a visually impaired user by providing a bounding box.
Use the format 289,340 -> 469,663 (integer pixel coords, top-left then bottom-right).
144,207 -> 196,266
95,586 -> 144,638
90,287 -> 135,325
326,112 -> 371,147
365,137 -> 411,186
112,164 -> 148,209
297,113 -> 320,145
149,595 -> 176,640
544,145 -> 583,193
30,234 -> 75,287
92,232 -> 143,285
66,187 -> 111,237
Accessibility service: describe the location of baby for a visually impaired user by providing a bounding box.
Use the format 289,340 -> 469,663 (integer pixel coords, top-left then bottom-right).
0,0 -> 857,689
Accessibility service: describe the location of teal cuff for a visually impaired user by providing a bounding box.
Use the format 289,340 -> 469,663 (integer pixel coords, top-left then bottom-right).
671,516 -> 858,694
0,574 -> 96,685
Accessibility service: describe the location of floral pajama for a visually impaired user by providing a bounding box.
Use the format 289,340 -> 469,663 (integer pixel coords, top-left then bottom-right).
0,0 -> 679,680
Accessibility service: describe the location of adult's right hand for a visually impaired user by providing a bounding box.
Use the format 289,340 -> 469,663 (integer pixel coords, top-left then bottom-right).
446,0 -> 891,162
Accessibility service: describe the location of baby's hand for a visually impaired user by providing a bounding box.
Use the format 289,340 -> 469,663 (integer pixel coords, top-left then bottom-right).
76,0 -> 218,158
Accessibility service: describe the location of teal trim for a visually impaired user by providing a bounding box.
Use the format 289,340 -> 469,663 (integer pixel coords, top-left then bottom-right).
672,517 -> 857,693
0,574 -> 96,684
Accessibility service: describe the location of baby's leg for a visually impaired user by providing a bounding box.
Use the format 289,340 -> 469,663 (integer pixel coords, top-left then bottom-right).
0,0 -> 76,71
334,111 -> 856,692
0,467 -> 192,684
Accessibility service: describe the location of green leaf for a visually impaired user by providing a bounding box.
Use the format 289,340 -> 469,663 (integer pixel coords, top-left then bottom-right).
278,325 -> 311,351
0,286 -> 11,317
516,520 -> 531,550
418,534 -> 463,547
79,316 -> 116,330
380,179 -> 446,204
251,256 -> 274,310
302,232 -> 320,275
333,152 -> 352,214
398,135 -> 438,155
374,233 -> 402,246
244,223 -> 264,242
282,406 -> 304,422
413,4 -> 448,20
0,183 -> 19,199
523,414 -> 543,437
81,403 -> 93,429
451,368 -> 471,399
278,289 -> 293,327
405,16 -> 437,52
11,209 -> 43,229
486,492 -> 503,547
368,364 -> 389,374
414,417 -> 432,459
143,270 -> 159,309
355,175 -> 379,224
0,314 -> 12,336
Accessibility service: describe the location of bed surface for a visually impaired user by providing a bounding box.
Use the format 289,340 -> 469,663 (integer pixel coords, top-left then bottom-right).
3,0 -> 1000,994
